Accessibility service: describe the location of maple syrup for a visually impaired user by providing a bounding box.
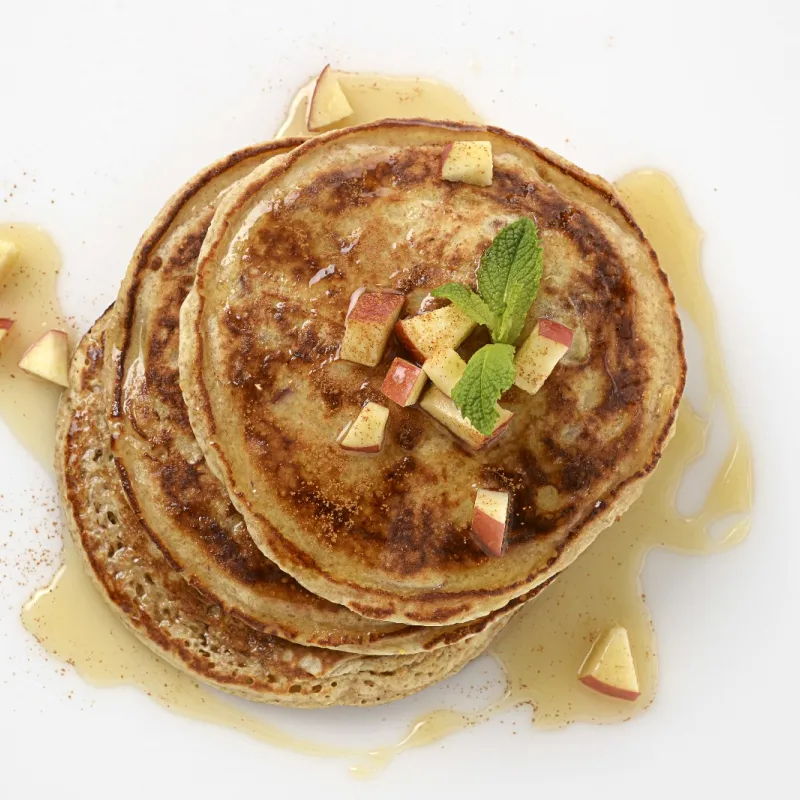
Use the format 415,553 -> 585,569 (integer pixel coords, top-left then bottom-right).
13,74 -> 752,776
0,224 -> 72,472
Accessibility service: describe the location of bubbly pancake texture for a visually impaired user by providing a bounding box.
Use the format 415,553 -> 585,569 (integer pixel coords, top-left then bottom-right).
58,316 -> 512,706
107,140 -> 526,653
181,121 -> 685,625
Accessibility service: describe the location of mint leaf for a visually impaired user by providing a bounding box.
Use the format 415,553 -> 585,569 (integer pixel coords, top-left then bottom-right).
451,343 -> 515,435
431,283 -> 496,330
477,218 -> 543,344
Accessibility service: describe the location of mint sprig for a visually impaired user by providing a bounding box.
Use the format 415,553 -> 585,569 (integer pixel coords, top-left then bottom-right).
430,217 -> 543,434
451,344 -> 515,434
431,283 -> 496,330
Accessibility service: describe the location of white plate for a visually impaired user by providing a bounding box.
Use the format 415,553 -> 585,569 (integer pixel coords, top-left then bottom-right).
1,1 -> 797,797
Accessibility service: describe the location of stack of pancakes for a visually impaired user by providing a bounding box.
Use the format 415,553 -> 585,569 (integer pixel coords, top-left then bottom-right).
58,122 -> 684,707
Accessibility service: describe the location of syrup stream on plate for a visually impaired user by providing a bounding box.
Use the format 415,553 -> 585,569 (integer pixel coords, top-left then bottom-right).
9,74 -> 751,777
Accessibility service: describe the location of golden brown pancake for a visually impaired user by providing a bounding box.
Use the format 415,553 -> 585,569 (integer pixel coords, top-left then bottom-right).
107,139 -> 531,653
180,120 -> 685,625
58,314 -> 515,706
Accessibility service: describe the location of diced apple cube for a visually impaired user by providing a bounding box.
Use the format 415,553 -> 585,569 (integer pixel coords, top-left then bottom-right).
340,290 -> 405,367
418,386 -> 512,451
339,402 -> 390,453
306,65 -> 354,132
472,489 -> 510,557
422,348 -> 466,398
0,239 -> 19,285
394,305 -> 475,362
0,318 -> 13,348
578,626 -> 640,702
440,141 -> 493,187
514,319 -> 574,395
18,329 -> 69,387
381,358 -> 427,407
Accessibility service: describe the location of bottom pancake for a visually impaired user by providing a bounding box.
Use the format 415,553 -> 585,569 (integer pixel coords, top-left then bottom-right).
56,314 -> 513,707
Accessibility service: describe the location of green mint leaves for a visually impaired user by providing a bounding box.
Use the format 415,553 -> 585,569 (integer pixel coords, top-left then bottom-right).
430,218 -> 544,435
478,218 -> 543,344
451,344 -> 516,435
431,283 -> 496,330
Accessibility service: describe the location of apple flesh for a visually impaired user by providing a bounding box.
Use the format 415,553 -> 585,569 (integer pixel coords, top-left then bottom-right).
418,386 -> 513,451
0,239 -> 19,285
422,348 -> 466,398
578,626 -> 640,702
339,402 -> 390,453
394,305 -> 476,362
471,489 -> 510,557
440,141 -> 493,187
306,65 -> 354,132
340,290 -> 405,367
18,329 -> 69,387
514,319 -> 574,395
0,318 -> 13,348
381,358 -> 427,407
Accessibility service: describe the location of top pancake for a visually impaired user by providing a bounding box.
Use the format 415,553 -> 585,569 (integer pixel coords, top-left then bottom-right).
107,138 -> 524,653
180,120 -> 685,626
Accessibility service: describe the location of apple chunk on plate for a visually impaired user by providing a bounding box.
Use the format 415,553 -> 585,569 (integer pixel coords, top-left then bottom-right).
514,319 -> 573,395
578,626 -> 640,702
381,358 -> 427,407
339,402 -> 390,453
306,65 -> 353,132
440,141 -> 493,187
471,489 -> 510,557
340,290 -> 405,367
419,386 -> 512,451
0,239 -> 19,285
395,305 -> 475,362
422,348 -> 466,397
0,318 -> 14,348
18,329 -> 69,387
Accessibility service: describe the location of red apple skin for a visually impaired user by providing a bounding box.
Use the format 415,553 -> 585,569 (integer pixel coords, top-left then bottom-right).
538,318 -> 574,348
349,291 -> 404,324
475,414 -> 514,451
340,442 -> 381,454
0,318 -> 14,331
578,675 -> 641,702
471,508 -> 507,557
381,358 -> 425,406
393,320 -> 425,363
439,143 -> 454,175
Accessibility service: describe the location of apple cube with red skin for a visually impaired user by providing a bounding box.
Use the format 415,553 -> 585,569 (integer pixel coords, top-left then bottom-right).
306,65 -> 353,132
0,318 -> 14,348
471,489 -> 510,557
419,386 -> 513,451
395,305 -> 476,363
440,141 -> 493,187
578,626 -> 641,702
381,358 -> 427,407
514,319 -> 574,395
340,290 -> 405,367
0,240 -> 19,285
18,329 -> 69,387
422,348 -> 466,398
339,402 -> 390,453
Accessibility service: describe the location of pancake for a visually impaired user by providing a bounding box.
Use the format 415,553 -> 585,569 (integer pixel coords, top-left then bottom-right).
107,139 -> 529,653
58,314 -> 513,706
180,120 -> 685,625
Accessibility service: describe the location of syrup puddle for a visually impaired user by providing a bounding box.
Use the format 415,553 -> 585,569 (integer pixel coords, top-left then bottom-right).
12,73 -> 752,777
0,224 -> 72,472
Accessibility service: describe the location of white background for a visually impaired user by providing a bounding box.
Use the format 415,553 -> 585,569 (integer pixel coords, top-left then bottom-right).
1,0 -> 798,796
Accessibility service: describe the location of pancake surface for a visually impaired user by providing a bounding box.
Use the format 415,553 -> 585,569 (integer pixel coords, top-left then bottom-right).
59,315 -> 510,706
181,121 -> 685,625
107,139 -> 522,653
